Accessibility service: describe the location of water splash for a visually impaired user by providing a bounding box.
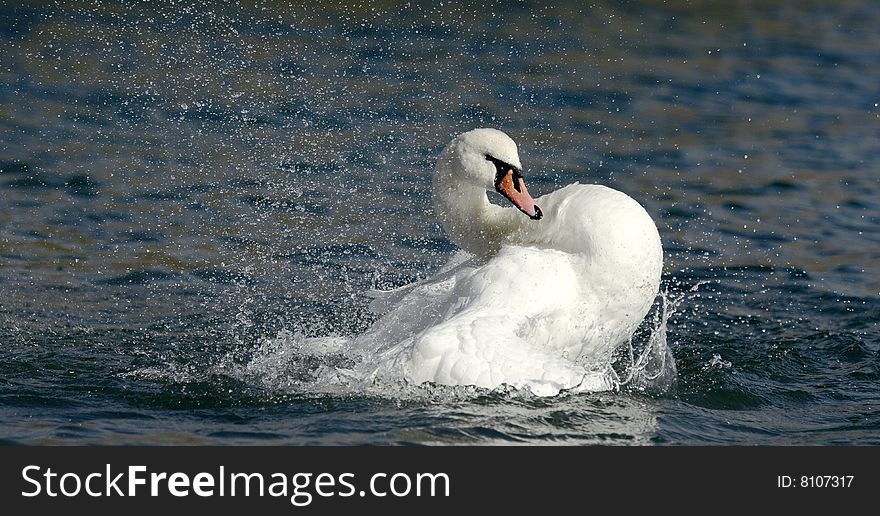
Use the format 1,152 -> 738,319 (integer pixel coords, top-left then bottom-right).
199,282 -> 700,401
612,282 -> 707,395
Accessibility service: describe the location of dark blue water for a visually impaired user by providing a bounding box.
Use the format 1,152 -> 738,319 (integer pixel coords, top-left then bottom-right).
1,1 -> 878,444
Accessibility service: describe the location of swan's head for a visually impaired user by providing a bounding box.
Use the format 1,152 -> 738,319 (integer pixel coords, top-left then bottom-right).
437,128 -> 543,220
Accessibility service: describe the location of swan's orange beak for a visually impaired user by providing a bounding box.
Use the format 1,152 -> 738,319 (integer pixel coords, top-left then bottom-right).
495,169 -> 543,220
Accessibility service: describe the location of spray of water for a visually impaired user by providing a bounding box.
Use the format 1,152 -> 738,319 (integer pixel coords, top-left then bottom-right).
200,282 -> 704,401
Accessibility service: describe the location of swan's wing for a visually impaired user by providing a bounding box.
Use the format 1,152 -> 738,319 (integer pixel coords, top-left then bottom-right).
366,283 -> 420,315
359,246 -> 619,396
434,249 -> 476,274
355,251 -> 478,354
406,310 -> 614,396
399,247 -> 602,395
365,250 -> 474,315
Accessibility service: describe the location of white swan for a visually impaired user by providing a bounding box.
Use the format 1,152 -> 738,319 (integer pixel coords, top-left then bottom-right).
357,128 -> 663,396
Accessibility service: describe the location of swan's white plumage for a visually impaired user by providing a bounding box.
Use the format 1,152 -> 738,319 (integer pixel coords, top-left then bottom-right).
357,128 -> 662,396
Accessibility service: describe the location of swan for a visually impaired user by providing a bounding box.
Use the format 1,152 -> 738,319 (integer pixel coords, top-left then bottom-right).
356,128 -> 663,396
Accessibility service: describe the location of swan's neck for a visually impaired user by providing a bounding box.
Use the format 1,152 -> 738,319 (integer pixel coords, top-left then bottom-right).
432,174 -> 525,258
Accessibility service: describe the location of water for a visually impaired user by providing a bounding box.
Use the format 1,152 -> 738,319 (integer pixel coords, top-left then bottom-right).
1,1 -> 878,445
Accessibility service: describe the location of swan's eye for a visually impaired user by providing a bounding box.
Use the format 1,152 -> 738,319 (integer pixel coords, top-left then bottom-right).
486,154 -> 522,192
485,154 -> 510,172
486,154 -> 519,175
